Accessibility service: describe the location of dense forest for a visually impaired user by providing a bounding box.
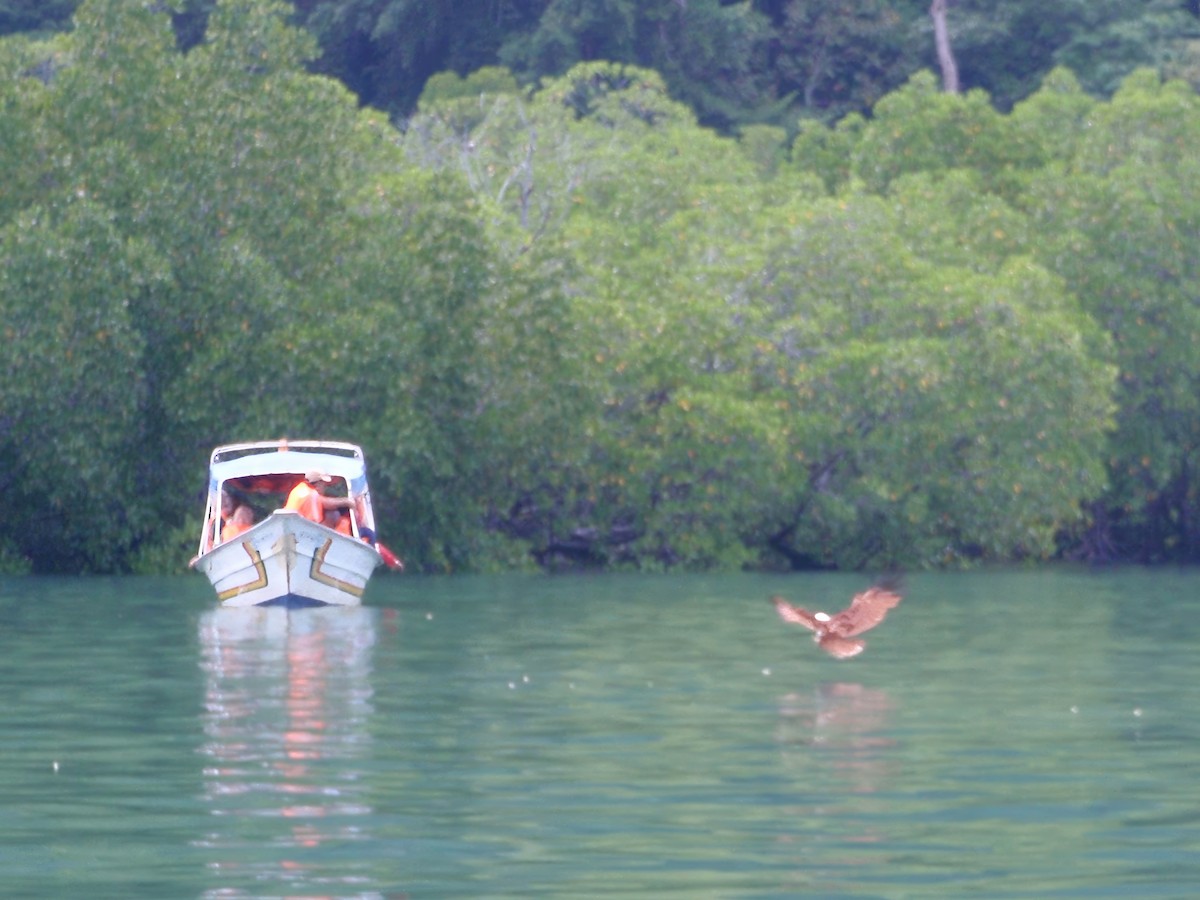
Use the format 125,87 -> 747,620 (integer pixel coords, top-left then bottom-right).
0,0 -> 1198,574
6,0 -> 1200,129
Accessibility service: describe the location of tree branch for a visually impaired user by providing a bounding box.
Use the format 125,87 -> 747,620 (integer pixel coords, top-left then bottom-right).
930,0 -> 960,94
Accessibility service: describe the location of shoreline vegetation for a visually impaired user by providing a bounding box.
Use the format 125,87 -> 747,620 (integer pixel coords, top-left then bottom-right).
1,1 -> 1198,574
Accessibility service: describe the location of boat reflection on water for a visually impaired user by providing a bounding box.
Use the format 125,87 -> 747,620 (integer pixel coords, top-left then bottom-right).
194,606 -> 381,898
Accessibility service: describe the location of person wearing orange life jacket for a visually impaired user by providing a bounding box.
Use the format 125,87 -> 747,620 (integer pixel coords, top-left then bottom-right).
323,507 -> 356,536
284,470 -> 355,524
221,504 -> 256,542
289,473 -> 406,571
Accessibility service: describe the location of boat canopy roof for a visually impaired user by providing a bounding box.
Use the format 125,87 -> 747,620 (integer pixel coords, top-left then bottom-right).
208,440 -> 370,493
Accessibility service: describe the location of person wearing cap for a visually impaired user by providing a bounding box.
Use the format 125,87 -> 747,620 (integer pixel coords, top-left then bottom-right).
283,470 -> 356,524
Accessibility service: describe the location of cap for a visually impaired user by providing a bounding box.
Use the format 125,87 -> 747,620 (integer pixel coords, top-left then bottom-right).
305,470 -> 332,484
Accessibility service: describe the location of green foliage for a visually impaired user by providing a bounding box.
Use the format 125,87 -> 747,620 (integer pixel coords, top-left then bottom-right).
415,67 -> 524,135
420,66 -> 521,106
0,197 -> 165,571
536,60 -> 678,124
0,35 -> 62,220
774,0 -> 916,119
738,124 -> 788,178
499,0 -> 640,76
1049,0 -> 1196,96
299,0 -> 544,116
0,543 -> 32,575
930,0 -> 1197,109
1026,69 -> 1200,559
786,112 -> 865,194
846,72 -> 1025,194
127,515 -> 202,574
204,0 -> 318,74
290,0 -> 1194,133
1006,67 -> 1098,168
890,170 -> 1033,273
741,192 -> 1114,567
0,0 -> 75,35
631,0 -> 779,131
7,0 -> 1200,136
2,6 -> 1198,574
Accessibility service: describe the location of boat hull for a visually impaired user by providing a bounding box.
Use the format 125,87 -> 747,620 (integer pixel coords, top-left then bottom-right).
194,511 -> 382,608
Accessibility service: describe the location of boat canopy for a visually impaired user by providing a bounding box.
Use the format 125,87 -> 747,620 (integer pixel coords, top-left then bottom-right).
208,440 -> 370,492
197,440 -> 378,558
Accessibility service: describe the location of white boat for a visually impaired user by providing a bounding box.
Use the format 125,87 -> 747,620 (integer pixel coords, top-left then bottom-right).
191,440 -> 400,608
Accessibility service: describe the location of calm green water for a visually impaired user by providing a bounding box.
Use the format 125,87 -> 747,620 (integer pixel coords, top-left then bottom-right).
2,569 -> 1199,898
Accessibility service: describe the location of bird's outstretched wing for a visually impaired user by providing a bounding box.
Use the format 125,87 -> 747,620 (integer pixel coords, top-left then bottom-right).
771,596 -> 822,633
828,581 -> 903,638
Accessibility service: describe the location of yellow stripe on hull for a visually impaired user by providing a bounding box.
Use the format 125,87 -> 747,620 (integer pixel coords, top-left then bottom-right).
216,541 -> 269,601
309,538 -> 366,599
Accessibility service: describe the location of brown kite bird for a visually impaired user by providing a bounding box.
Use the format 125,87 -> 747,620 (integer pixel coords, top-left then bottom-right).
771,579 -> 903,659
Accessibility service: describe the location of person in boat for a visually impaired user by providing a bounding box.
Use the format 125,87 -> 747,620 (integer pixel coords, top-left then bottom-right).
284,470 -> 356,524
323,503 -> 379,543
296,475 -> 405,571
324,507 -> 355,536
217,490 -> 256,542
220,504 -> 256,542
318,501 -> 406,570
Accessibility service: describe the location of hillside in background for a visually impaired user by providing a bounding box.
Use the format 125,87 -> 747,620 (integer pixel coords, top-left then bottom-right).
4,0 -> 1200,131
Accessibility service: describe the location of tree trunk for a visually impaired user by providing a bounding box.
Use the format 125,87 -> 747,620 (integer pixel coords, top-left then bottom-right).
930,0 -> 959,94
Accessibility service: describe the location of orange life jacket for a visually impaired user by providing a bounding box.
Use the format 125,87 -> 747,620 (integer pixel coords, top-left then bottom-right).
221,520 -> 252,542
284,481 -> 324,523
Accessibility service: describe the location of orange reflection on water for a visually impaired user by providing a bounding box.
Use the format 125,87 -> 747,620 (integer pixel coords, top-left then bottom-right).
195,607 -> 378,898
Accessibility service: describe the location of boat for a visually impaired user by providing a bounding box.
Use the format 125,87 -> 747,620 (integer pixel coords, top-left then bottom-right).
191,440 -> 401,608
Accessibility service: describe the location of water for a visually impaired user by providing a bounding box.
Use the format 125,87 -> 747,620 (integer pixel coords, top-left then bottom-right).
2,568 -> 1199,898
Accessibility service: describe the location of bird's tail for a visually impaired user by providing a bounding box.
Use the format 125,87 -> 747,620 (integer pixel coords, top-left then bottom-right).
874,571 -> 904,593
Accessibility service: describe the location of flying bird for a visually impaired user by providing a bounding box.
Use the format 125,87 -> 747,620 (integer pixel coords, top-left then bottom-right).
771,579 -> 903,659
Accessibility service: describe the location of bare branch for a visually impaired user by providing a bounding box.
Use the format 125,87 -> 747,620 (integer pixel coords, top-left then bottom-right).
930,0 -> 960,94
